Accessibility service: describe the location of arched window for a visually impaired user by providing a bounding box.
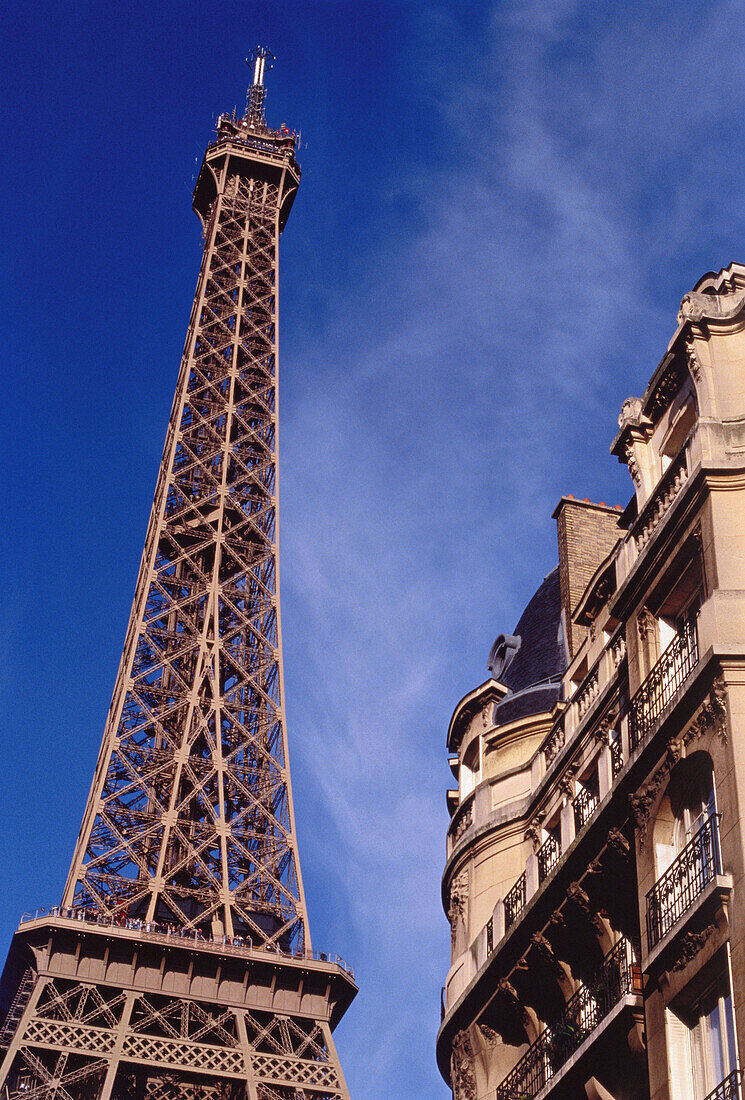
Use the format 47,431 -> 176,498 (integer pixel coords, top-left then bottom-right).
653,754 -> 716,880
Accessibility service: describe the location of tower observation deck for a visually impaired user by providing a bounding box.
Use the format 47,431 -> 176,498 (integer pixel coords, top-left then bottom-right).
0,50 -> 355,1100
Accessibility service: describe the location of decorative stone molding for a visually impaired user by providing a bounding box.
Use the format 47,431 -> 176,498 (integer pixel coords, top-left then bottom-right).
496,977 -> 520,1003
611,634 -> 627,668
631,679 -> 729,843
451,1029 -> 477,1100
566,882 -> 591,912
448,870 -> 469,948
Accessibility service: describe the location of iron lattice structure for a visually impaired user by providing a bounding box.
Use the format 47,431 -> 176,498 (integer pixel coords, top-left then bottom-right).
0,61 -> 355,1100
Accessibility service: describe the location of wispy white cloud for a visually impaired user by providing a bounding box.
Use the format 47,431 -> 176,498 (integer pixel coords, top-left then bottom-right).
275,4 -> 745,1097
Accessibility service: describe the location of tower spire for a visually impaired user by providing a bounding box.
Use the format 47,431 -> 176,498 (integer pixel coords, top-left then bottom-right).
245,46 -> 274,127
0,64 -> 354,1100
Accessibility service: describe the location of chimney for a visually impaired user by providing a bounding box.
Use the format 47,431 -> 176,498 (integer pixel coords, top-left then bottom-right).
552,497 -> 622,657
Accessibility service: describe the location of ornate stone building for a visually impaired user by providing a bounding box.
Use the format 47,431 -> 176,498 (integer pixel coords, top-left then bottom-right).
437,262 -> 745,1100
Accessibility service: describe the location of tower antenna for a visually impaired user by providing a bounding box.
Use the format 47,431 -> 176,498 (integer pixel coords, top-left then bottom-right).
245,45 -> 275,126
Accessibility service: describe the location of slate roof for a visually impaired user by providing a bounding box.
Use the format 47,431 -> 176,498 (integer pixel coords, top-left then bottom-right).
493,566 -> 565,724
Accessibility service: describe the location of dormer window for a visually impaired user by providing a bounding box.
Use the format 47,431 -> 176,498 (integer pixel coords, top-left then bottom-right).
488,634 -> 521,680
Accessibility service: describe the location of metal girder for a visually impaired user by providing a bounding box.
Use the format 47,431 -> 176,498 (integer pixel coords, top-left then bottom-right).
0,72 -> 352,1100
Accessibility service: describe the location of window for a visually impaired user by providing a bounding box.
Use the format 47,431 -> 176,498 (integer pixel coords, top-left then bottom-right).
655,759 -> 716,878
460,738 -> 481,799
668,967 -> 738,1100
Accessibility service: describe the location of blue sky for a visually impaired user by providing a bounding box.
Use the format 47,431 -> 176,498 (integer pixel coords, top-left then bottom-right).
2,1 -> 745,1097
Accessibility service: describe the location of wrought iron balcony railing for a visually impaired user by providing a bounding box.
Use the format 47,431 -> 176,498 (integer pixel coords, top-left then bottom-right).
646,814 -> 721,950
504,873 -> 527,931
703,1070 -> 742,1100
573,787 -> 599,833
537,835 -> 561,884
628,620 -> 698,752
496,939 -> 640,1100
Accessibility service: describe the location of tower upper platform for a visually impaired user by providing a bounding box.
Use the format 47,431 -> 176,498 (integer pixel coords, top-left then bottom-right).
193,56 -> 300,230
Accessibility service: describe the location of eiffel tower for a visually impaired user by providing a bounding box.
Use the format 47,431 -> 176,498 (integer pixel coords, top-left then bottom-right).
0,49 -> 355,1100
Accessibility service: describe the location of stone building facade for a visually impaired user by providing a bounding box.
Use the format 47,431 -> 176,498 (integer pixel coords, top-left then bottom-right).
437,262 -> 745,1100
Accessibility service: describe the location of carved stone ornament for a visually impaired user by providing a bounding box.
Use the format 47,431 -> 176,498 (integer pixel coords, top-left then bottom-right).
648,366 -> 683,420
448,870 -> 469,947
677,283 -> 745,326
625,440 -> 642,486
566,882 -> 591,916
476,1023 -> 500,1049
525,819 -> 543,851
671,923 -> 718,973
618,397 -> 643,429
544,724 -> 565,767
593,717 -> 613,746
496,977 -> 520,1003
687,676 -> 728,745
454,806 -> 473,842
686,339 -> 702,381
558,774 -> 574,799
450,1029 -> 477,1100
631,680 -> 729,844
530,931 -> 555,962
606,827 -> 631,860
637,607 -> 656,643
678,292 -> 708,325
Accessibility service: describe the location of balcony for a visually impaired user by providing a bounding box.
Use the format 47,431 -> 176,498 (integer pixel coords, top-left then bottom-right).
573,787 -> 599,833
704,1071 -> 742,1100
634,446 -> 689,551
628,619 -> 698,752
537,835 -> 560,884
504,873 -> 527,931
496,939 -> 641,1100
646,814 -> 721,950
